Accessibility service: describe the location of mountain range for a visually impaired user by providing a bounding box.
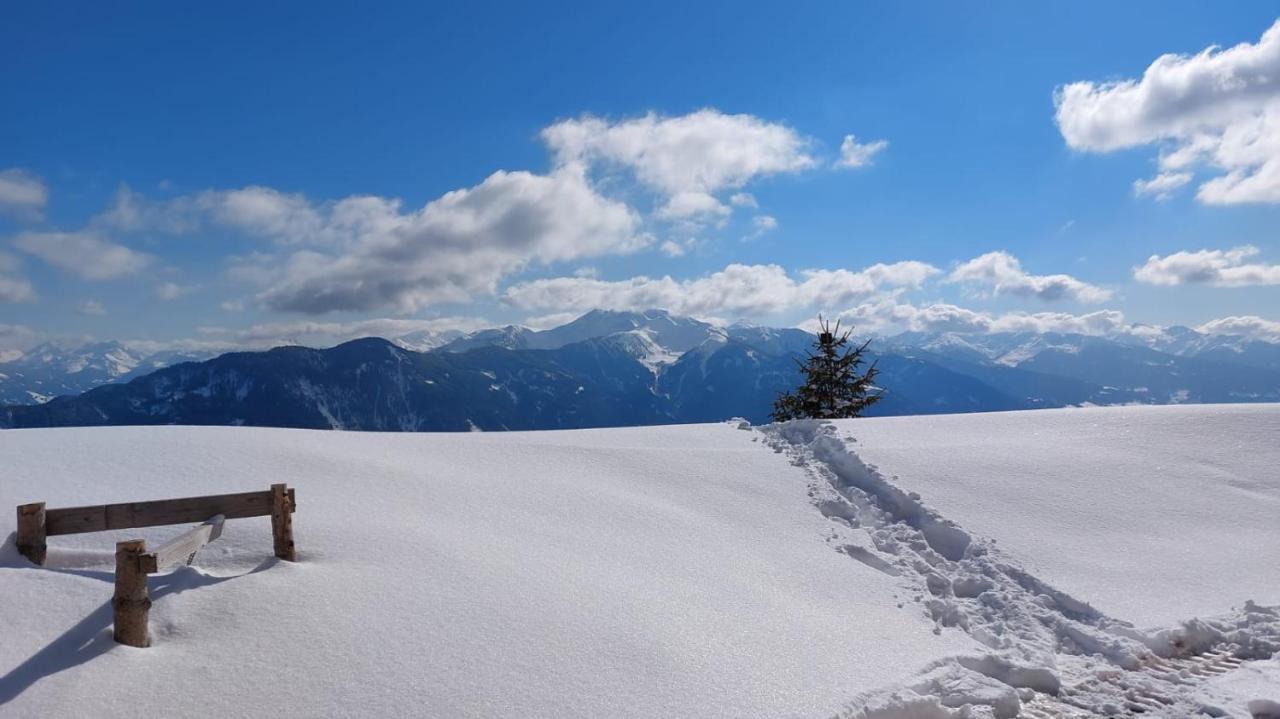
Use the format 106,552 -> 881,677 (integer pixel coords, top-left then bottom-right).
3,309 -> 1279,431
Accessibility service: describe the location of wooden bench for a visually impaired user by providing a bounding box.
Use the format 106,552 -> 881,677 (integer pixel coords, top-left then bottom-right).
15,484 -> 297,647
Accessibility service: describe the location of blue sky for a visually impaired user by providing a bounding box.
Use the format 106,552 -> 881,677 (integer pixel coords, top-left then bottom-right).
2,2 -> 1279,352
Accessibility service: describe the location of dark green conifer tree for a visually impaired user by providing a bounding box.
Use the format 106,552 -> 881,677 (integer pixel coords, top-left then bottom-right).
771,318 -> 883,421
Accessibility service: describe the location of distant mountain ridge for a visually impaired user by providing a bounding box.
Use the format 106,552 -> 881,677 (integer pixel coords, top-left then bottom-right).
3,309 -> 1280,431
0,340 -> 213,405
437,309 -> 724,355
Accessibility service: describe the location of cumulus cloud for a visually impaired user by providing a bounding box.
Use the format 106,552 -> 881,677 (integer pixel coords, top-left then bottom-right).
98,168 -> 646,314
100,184 -> 392,246
259,168 -> 645,314
1055,19 -> 1280,204
1132,171 -> 1192,199
75,299 -> 107,316
1133,246 -> 1280,286
13,230 -> 152,280
542,109 -> 817,218
502,261 -> 940,318
835,135 -> 888,168
656,191 -> 730,220
0,251 -> 34,302
0,168 -> 48,220
42,110 -> 890,316
948,251 -> 1112,303
833,298 -> 1129,336
1196,315 -> 1280,342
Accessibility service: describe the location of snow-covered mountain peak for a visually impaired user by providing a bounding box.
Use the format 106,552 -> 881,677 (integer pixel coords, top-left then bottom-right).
594,328 -> 684,373
392,328 -> 468,352
535,309 -> 721,354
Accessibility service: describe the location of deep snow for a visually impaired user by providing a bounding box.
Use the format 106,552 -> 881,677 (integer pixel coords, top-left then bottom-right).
841,404 -> 1280,625
1,405 -> 1278,718
0,423 -> 973,718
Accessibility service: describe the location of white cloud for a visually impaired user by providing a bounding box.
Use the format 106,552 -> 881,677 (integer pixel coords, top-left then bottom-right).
0,275 -> 33,303
658,240 -> 687,258
522,312 -> 581,331
503,261 -> 940,318
948,251 -> 1112,303
12,230 -> 152,280
187,316 -> 492,351
1055,19 -> 1280,204
261,168 -> 645,314
835,135 -> 888,168
76,299 -> 107,316
833,298 -> 1129,336
657,191 -> 731,220
125,323 -> 433,356
542,109 -> 816,218
99,184 -> 394,247
155,282 -> 196,301
1196,315 -> 1280,342
1132,171 -> 1192,199
1134,245 -> 1280,286
103,168 -> 646,314
862,261 -> 941,288
0,168 -> 48,220
0,251 -> 34,302
52,112 -> 887,315
0,323 -> 37,359
745,215 -> 778,240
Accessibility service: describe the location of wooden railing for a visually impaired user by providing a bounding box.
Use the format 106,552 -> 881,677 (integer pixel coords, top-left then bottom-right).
15,484 -> 297,647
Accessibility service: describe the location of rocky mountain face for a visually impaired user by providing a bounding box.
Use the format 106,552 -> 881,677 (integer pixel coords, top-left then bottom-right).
3,311 -> 1279,431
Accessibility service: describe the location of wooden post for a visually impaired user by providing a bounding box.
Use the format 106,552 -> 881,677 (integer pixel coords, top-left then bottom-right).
16,502 -> 46,565
113,539 -> 150,647
270,483 -> 295,561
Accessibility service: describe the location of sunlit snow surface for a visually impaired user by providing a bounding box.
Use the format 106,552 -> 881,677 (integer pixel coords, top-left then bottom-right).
0,423 -> 972,718
1,405 -> 1277,717
842,404 -> 1280,626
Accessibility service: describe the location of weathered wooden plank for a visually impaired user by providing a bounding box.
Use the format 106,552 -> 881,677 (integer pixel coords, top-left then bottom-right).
113,539 -> 151,647
44,489 -> 290,536
16,502 -> 46,565
139,514 -> 226,574
271,483 -> 296,561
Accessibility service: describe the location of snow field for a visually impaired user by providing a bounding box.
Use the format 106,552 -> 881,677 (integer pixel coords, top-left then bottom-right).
2,404 -> 1278,718
0,423 -> 972,718
760,406 -> 1280,717
839,404 -> 1280,625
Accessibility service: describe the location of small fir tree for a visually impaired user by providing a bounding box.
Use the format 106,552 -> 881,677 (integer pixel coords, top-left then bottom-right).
771,317 -> 883,421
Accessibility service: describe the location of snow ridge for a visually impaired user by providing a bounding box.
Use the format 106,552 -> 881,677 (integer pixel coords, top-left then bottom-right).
758,420 -> 1280,718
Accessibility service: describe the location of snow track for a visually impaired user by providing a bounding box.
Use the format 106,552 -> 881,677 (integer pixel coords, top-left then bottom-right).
758,420 -> 1280,719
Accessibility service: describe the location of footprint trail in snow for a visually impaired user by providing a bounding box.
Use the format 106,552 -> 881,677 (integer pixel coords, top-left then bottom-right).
754,420 -> 1280,719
